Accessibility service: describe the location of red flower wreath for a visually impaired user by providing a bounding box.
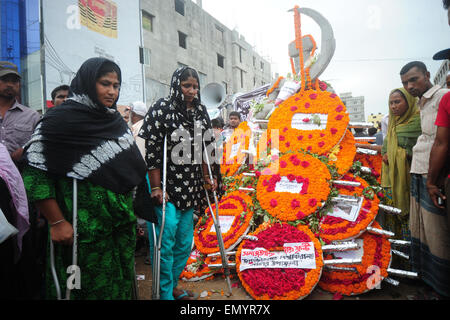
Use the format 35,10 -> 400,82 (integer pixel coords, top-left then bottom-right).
194,191 -> 254,254
236,222 -> 323,300
318,221 -> 392,296
319,174 -> 380,242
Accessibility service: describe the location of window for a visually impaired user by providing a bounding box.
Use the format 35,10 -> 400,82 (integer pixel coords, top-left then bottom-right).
260,61 -> 264,72
142,11 -> 154,32
175,0 -> 185,16
199,72 -> 207,86
215,25 -> 224,41
239,46 -> 243,63
217,54 -> 224,68
253,56 -> 256,67
222,81 -> 228,94
178,31 -> 187,49
142,47 -> 151,66
240,69 -> 244,88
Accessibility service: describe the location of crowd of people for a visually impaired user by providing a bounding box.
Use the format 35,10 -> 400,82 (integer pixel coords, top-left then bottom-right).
0,1 -> 449,301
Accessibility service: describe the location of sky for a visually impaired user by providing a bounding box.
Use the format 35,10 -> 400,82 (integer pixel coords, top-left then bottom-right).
201,0 -> 450,117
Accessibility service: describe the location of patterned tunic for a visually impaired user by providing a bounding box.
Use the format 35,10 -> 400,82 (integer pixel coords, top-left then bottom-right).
139,67 -> 213,211
141,100 -> 209,210
23,165 -> 136,300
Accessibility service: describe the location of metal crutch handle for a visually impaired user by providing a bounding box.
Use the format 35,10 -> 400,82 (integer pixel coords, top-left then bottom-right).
151,135 -> 168,300
49,178 -> 78,300
202,140 -> 233,296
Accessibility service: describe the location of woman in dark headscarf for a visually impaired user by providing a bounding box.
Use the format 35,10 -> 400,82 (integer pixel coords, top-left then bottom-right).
139,66 -> 216,300
22,57 -> 147,300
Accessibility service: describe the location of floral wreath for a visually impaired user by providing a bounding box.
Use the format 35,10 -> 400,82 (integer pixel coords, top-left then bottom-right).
194,191 -> 254,254
354,149 -> 382,183
319,174 -> 380,243
236,222 -> 323,300
256,153 -> 331,221
180,249 -> 215,282
327,129 -> 356,177
318,221 -> 391,296
220,122 -> 251,177
267,89 -> 350,155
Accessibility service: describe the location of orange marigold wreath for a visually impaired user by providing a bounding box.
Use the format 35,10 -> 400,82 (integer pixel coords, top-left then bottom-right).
354,152 -> 382,183
180,249 -> 215,281
318,221 -> 391,296
328,130 -> 356,176
194,191 -> 254,254
319,174 -> 380,242
256,153 -> 331,221
236,222 -> 323,300
267,89 -> 350,155
220,122 -> 251,177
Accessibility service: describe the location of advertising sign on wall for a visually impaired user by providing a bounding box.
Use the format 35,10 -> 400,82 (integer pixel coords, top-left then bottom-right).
43,0 -> 143,107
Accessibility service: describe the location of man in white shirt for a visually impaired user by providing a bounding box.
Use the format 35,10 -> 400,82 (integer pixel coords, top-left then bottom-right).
400,60 -> 450,298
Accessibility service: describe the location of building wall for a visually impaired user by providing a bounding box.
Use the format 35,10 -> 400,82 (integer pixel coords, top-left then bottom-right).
434,60 -> 449,87
340,92 -> 365,122
367,113 -> 385,127
0,0 -> 43,112
140,0 -> 273,106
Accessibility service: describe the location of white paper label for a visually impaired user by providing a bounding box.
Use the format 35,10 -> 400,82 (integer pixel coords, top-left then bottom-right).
276,80 -> 301,101
239,242 -> 316,271
275,176 -> 303,194
291,113 -> 328,130
230,143 -> 241,158
209,215 -> 235,234
333,239 -> 364,260
328,195 -> 363,222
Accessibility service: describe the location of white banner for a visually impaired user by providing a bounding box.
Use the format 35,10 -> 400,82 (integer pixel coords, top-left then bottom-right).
239,242 -> 316,271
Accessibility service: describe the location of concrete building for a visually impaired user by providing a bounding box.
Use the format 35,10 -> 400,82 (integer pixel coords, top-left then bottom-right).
140,0 -> 273,105
367,112 -> 385,128
433,60 -> 450,87
339,92 -> 365,122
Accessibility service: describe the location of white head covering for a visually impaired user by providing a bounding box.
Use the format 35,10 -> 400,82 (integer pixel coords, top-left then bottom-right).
129,101 -> 148,117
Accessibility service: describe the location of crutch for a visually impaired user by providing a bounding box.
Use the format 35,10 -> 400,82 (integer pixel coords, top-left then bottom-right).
49,178 -> 78,300
202,140 -> 233,296
151,135 -> 168,300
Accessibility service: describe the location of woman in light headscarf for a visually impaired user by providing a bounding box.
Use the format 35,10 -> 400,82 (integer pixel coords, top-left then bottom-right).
381,88 -> 421,242
22,57 -> 147,299
139,66 -> 216,300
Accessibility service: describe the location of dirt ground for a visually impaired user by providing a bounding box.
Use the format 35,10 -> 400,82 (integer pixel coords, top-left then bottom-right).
133,248 -> 430,301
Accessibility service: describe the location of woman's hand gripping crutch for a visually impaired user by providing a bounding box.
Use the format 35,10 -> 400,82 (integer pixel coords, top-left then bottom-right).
202,140 -> 233,296
150,135 -> 168,300
49,178 -> 79,300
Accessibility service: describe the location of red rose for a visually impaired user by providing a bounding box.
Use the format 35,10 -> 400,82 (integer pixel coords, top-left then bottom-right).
308,198 -> 317,207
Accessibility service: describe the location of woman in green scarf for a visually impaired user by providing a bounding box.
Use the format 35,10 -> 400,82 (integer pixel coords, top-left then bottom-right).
381,88 -> 421,243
